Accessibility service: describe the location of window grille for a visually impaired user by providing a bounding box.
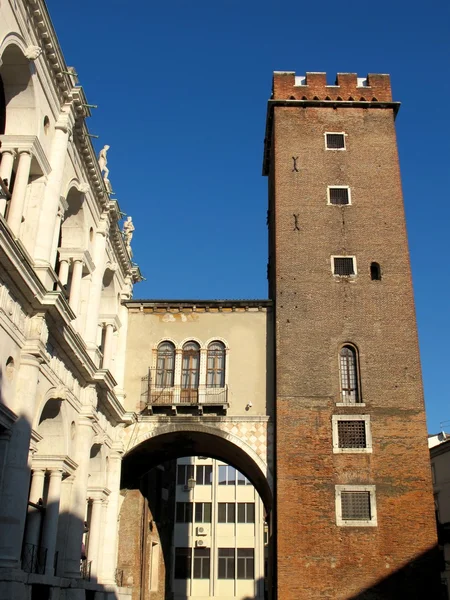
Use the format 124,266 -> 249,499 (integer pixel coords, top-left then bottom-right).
329,187 -> 350,205
341,491 -> 371,520
207,341 -> 225,387
326,133 -> 345,149
218,548 -> 235,579
339,345 -> 359,402
337,420 -> 366,448
156,341 -> 175,387
237,549 -> 254,579
333,257 -> 355,275
193,548 -> 210,579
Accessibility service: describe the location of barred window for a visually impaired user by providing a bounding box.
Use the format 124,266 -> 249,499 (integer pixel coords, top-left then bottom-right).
193,548 -> 210,579
339,345 -> 360,403
156,341 -> 175,387
196,465 -> 212,486
329,187 -> 350,205
237,549 -> 254,579
326,133 -> 345,149
333,257 -> 355,276
195,502 -> 212,523
237,503 -> 255,524
207,341 -> 225,387
177,464 -> 194,485
337,420 -> 366,448
174,548 -> 191,579
341,491 -> 371,520
176,502 -> 193,523
218,502 -> 235,523
218,548 -> 235,579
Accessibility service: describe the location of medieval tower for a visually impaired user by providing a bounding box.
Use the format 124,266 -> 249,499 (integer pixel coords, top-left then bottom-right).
264,72 -> 440,599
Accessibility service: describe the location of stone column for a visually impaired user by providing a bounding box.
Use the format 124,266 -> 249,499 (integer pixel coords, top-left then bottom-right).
100,451 -> 122,583
34,106 -> 74,282
54,475 -> 74,577
23,469 -> 46,548
84,214 -> 109,350
102,323 -> 114,370
87,497 -> 103,580
113,281 -> 131,401
63,414 -> 95,579
69,259 -> 84,314
0,149 -> 15,216
7,149 -> 32,235
58,259 -> 70,286
0,352 -> 42,568
41,469 -> 63,575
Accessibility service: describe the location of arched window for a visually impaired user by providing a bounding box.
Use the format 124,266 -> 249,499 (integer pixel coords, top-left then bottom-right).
339,345 -> 360,403
207,341 -> 226,387
182,342 -> 200,390
370,262 -> 382,281
156,341 -> 175,387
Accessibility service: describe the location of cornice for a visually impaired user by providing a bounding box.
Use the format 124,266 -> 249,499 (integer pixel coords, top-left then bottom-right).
32,455 -> 78,475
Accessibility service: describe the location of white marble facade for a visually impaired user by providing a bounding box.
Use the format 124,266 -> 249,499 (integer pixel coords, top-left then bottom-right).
0,1 -> 140,598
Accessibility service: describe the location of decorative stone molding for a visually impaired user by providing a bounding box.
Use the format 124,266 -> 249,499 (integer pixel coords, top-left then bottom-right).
0,135 -> 51,176
78,182 -> 90,194
87,486 -> 111,502
32,455 -> 78,477
24,45 -> 42,60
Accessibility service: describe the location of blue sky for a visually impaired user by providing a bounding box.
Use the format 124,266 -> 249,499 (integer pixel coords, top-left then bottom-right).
46,0 -> 450,432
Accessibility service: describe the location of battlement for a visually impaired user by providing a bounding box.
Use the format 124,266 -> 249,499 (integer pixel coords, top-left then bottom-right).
272,71 -> 392,102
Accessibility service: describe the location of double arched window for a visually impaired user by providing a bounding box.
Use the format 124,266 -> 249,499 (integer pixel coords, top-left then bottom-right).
207,341 -> 226,388
339,345 -> 360,403
156,341 -> 175,387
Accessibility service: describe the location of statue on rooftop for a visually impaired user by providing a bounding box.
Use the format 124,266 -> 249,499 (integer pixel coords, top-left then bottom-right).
123,216 -> 135,251
98,145 -> 110,180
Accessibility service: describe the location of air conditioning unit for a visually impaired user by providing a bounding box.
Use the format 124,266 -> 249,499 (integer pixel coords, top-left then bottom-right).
196,526 -> 209,536
195,539 -> 206,547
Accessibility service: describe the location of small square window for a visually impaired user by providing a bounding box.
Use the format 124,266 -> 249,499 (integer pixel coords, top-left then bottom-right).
328,187 -> 350,205
332,256 -> 356,277
335,485 -> 377,527
332,415 -> 372,453
325,132 -> 346,150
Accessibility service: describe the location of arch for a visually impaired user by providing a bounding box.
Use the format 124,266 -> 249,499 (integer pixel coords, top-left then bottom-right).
204,336 -> 229,350
35,398 -> 68,456
60,186 -> 87,249
122,424 -> 272,510
99,265 -> 118,315
178,336 -> 203,350
0,37 -> 37,135
89,443 -> 107,487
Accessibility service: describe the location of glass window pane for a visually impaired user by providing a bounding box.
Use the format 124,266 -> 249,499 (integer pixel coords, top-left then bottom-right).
228,466 -> 236,485
204,503 -> 211,523
218,503 -> 226,523
177,465 -> 185,485
195,503 -> 202,523
247,503 -> 255,523
228,503 -> 235,523
237,471 -> 248,485
205,466 -> 212,485
238,503 -> 245,523
218,558 -> 226,579
218,465 -> 227,485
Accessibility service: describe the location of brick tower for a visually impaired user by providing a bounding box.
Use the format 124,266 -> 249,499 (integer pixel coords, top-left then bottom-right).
263,72 -> 440,599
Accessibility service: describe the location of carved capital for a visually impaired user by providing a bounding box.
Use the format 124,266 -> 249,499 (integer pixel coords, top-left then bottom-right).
79,183 -> 90,194
24,45 -> 42,61
25,315 -> 48,346
55,109 -> 74,134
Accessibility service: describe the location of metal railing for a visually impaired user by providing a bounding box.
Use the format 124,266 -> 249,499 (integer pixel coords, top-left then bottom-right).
141,369 -> 228,408
80,559 -> 92,581
21,543 -> 47,574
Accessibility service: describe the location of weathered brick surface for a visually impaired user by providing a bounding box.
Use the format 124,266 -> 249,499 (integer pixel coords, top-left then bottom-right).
266,72 -> 440,599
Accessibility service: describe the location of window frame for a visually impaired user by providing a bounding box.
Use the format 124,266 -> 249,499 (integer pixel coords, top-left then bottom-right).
181,341 -> 200,390
237,502 -> 255,524
218,502 -> 236,524
177,464 -> 195,486
331,255 -> 357,277
335,485 -> 377,527
218,548 -> 235,580
324,131 -> 347,151
193,547 -> 210,579
176,501 -> 193,523
332,415 -> 372,454
237,548 -> 255,579
174,547 -> 192,579
337,343 -> 362,405
327,186 -> 351,206
155,341 -> 175,388
218,464 -> 237,485
206,341 -> 226,388
194,502 -> 212,524
195,465 -> 212,486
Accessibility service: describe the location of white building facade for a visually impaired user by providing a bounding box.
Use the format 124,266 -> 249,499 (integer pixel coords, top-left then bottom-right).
172,457 -> 265,600
0,1 -> 140,598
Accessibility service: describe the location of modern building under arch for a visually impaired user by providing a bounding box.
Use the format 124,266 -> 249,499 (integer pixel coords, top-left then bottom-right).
0,1 -> 442,599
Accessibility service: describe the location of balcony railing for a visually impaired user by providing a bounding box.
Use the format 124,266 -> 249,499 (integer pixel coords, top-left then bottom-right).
81,559 -> 92,581
141,369 -> 228,410
21,542 -> 47,574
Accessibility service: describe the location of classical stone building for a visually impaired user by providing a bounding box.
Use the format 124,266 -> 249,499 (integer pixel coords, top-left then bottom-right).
0,0 -> 441,599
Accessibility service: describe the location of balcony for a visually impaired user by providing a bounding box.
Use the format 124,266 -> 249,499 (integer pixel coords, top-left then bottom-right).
141,369 -> 228,415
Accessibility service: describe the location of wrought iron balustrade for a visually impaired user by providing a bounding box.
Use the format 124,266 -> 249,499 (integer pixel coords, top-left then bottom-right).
21,542 -> 47,574
141,368 -> 228,408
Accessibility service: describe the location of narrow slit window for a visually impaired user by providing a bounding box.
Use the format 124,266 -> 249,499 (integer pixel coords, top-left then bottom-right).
329,187 -> 350,205
333,257 -> 355,276
326,133 -> 346,149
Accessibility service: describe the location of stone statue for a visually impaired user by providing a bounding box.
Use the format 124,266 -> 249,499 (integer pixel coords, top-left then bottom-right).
98,145 -> 110,179
123,216 -> 135,250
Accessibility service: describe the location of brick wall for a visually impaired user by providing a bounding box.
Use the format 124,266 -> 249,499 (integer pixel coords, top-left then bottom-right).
266,72 -> 440,599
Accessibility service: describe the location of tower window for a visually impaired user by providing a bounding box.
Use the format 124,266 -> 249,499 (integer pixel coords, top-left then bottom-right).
332,415 -> 372,453
328,187 -> 350,205
332,256 -> 356,276
339,345 -> 361,403
325,132 -> 346,150
335,485 -> 377,526
370,262 -> 382,281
